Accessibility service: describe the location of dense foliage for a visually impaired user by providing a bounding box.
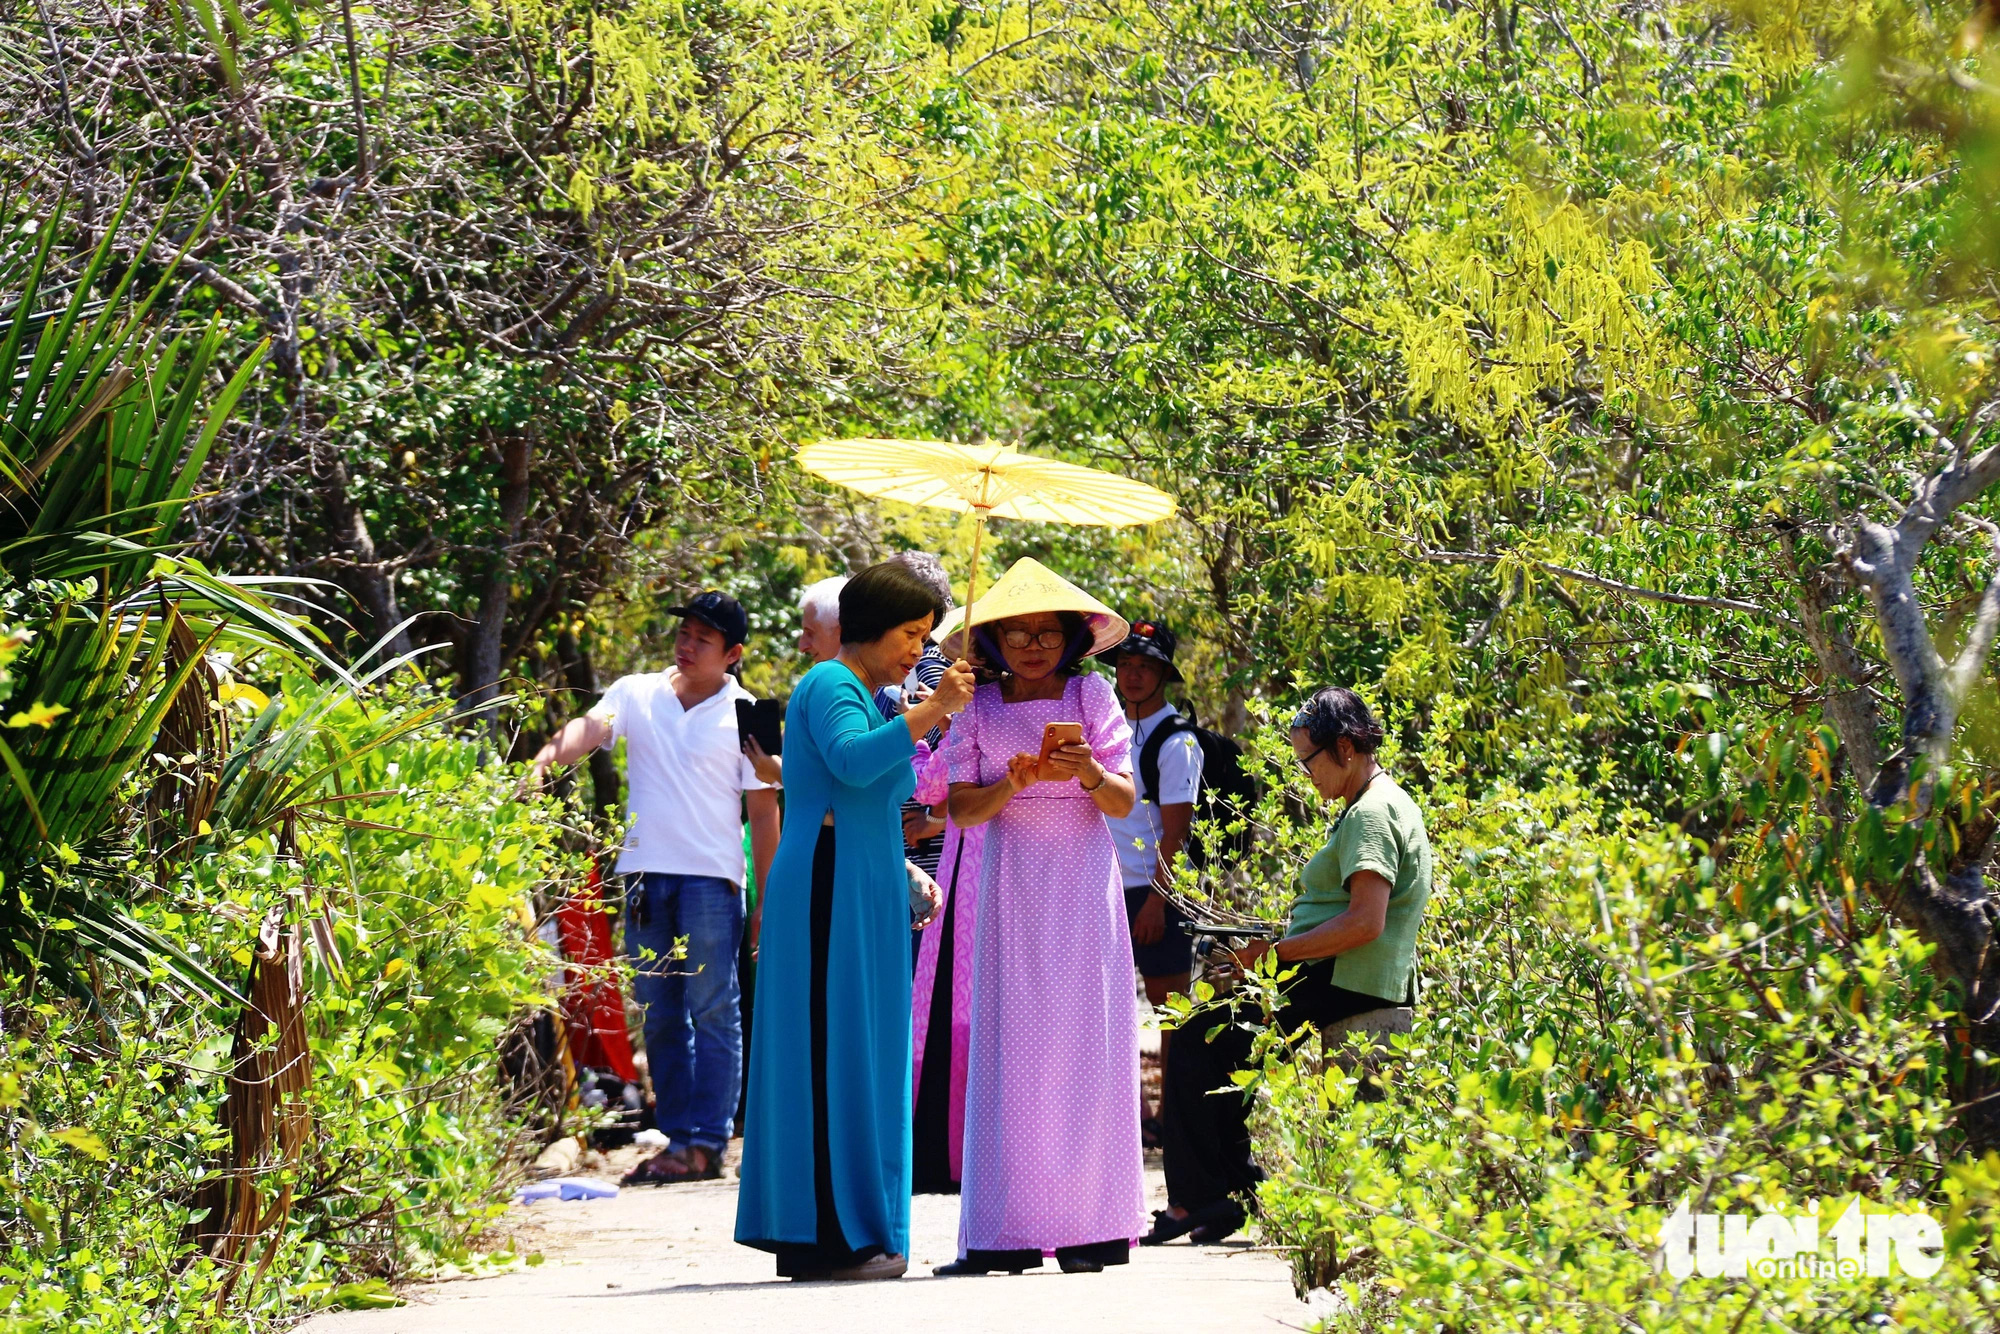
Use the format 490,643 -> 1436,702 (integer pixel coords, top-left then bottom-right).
1186,697 -> 1998,1327
889,1 -> 2000,1322
0,186 -> 568,1328
4,0 -> 958,716
903,1 -> 2000,1324
0,690 -> 567,1329
11,0 -> 2000,1328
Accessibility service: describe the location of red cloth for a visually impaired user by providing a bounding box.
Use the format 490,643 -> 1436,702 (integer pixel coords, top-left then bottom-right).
555,862 -> 640,1082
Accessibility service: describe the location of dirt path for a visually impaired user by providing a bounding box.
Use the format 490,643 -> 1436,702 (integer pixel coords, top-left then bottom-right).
298,1147 -> 1307,1334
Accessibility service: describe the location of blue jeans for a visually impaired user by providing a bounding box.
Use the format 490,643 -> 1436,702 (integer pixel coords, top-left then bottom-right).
626,873 -> 743,1150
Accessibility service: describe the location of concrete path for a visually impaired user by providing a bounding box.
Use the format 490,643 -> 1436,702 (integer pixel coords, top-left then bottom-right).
299,1149 -> 1307,1334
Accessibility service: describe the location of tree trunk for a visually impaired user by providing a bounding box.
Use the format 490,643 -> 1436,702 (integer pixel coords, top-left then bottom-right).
461,431 -> 535,724
316,448 -> 412,662
1932,843 -> 2000,1157
558,627 -> 620,825
1788,538 -> 1883,791
1956,1011 -> 2000,1157
1206,518 -> 1251,735
1837,478 -> 2000,1153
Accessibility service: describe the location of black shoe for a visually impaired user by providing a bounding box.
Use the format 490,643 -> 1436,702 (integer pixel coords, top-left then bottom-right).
1145,1198 -> 1242,1245
1057,1255 -> 1104,1274
935,1259 -> 1030,1277
1188,1199 -> 1248,1244
1139,1208 -> 1199,1246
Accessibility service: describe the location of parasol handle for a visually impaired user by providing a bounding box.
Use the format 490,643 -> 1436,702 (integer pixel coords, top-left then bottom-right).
960,453 -> 1000,654
962,507 -> 988,652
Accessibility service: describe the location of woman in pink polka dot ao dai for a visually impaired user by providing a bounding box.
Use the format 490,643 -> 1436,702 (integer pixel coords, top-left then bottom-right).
938,600 -> 1145,1277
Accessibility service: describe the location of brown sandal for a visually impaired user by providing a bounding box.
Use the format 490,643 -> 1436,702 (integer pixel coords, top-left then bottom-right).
620,1149 -> 687,1186
622,1144 -> 721,1185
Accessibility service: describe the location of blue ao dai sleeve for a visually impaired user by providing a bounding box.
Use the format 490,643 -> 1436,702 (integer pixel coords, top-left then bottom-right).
811,677 -> 916,787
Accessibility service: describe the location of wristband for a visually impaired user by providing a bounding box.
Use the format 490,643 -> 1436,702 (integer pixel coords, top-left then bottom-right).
1080,769 -> 1106,792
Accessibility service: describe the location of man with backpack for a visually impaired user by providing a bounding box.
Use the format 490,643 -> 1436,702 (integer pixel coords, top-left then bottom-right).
1104,620 -> 1204,1145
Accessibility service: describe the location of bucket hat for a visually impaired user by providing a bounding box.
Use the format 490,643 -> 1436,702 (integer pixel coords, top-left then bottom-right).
1104,619 -> 1184,683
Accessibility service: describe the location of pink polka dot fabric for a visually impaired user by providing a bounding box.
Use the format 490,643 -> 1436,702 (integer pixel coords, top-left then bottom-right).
947,672 -> 1145,1256
910,815 -> 984,1181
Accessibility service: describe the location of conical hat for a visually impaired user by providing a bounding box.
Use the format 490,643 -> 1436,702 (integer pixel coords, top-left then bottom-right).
940,557 -> 1128,659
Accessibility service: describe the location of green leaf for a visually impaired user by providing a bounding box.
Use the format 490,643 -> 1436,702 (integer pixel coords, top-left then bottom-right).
331,1280 -> 405,1310
4,702 -> 67,728
185,0 -> 243,96
47,1126 -> 107,1159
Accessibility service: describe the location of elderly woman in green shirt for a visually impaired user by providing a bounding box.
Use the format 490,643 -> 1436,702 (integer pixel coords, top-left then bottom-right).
1146,687 -> 1432,1247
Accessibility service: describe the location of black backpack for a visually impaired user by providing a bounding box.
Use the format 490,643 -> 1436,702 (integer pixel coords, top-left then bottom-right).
1136,706 -> 1257,867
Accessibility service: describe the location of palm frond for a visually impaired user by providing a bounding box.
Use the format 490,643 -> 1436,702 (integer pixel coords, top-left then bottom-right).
0,194 -> 305,1001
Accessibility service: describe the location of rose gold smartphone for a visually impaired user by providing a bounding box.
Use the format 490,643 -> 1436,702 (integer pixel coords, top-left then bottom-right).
1037,721 -> 1086,776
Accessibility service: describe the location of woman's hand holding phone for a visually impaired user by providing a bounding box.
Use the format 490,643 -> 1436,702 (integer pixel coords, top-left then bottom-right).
1042,741 -> 1102,787
903,659 -> 976,745
1035,722 -> 1091,786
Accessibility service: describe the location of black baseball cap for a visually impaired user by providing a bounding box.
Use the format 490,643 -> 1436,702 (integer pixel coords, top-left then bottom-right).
667,590 -> 748,647
1107,619 -> 1182,682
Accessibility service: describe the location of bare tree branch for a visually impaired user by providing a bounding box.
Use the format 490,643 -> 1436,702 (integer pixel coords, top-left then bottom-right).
1840,407 -> 2000,807
1950,520 -> 2000,706
339,0 -> 371,185
1416,547 -> 1780,620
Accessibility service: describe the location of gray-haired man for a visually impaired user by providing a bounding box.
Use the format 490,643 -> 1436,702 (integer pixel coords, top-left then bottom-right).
796,575 -> 846,663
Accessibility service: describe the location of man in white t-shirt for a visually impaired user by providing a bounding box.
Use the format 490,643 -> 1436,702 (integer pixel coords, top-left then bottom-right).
1102,620 -> 1202,1143
530,591 -> 779,1184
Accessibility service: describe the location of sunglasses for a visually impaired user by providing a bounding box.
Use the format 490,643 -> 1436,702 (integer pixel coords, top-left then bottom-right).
1295,745 -> 1325,776
999,628 -> 1070,650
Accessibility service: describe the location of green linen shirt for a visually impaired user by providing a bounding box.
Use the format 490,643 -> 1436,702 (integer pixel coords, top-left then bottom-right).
1286,773 -> 1432,1004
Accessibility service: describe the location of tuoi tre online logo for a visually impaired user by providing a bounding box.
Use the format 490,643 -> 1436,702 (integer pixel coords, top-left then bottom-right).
1658,1198 -> 1944,1282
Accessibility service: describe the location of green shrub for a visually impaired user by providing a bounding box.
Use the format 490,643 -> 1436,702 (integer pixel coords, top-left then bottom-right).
1218,717 -> 2000,1329
0,682 -> 570,1331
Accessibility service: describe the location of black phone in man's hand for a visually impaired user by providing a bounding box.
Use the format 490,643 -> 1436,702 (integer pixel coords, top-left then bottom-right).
735,698 -> 784,756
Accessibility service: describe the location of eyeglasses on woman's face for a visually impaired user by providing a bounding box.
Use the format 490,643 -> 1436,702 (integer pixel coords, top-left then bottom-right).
999,627 -> 1069,650
1290,725 -> 1329,778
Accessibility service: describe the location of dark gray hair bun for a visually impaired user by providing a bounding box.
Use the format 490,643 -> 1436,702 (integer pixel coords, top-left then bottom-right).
1290,687 -> 1385,754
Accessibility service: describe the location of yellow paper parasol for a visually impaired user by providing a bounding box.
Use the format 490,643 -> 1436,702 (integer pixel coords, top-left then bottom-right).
794,438 -> 1175,641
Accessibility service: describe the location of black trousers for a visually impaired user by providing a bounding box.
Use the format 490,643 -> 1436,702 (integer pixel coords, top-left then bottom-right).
767,828 -> 885,1278
1158,960 -> 1397,1211
911,865 -> 960,1194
